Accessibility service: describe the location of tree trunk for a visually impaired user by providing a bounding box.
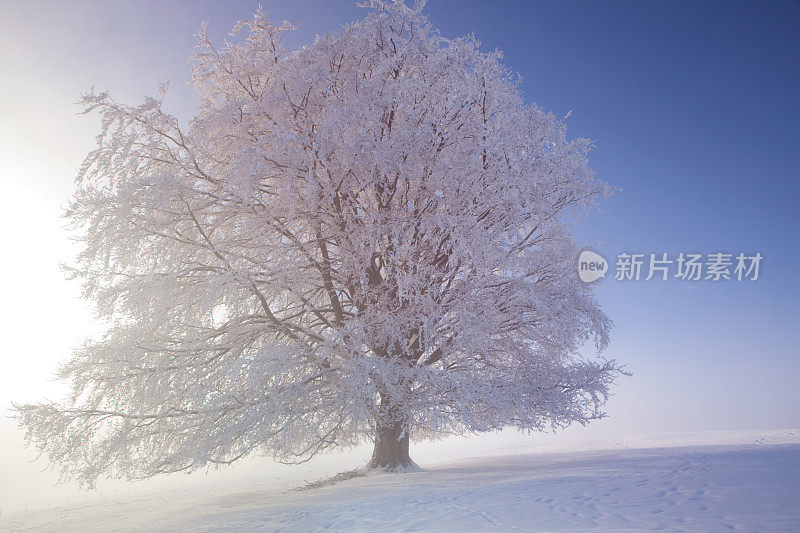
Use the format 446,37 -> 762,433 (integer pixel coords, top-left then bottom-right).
366,421 -> 414,470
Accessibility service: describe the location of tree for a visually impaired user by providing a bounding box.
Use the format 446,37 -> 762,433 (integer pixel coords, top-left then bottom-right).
14,0 -> 623,484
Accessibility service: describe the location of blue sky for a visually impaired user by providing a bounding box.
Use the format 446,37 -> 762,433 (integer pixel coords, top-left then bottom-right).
1,0 -> 798,437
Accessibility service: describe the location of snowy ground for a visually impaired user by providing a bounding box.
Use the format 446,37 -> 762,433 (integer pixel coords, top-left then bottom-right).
2,431 -> 798,532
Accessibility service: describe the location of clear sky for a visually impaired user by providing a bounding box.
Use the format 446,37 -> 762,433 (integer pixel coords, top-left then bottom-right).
1,0 -> 798,510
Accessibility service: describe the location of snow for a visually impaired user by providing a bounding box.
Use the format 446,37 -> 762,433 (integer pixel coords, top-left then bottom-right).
2,430 -> 798,532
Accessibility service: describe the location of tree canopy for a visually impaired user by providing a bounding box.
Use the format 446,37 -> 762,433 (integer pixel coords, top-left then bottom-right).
15,0 -> 622,483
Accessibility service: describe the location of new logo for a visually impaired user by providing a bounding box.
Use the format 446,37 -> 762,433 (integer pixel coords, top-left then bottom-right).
578,250 -> 608,283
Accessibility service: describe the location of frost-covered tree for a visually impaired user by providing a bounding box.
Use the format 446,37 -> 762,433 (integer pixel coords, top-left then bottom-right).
14,1 -> 622,483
